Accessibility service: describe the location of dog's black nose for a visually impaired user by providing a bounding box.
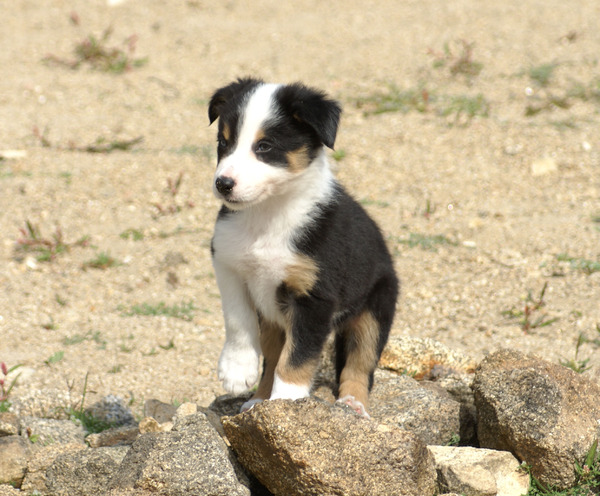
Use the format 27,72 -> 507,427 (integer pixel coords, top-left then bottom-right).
215,176 -> 235,196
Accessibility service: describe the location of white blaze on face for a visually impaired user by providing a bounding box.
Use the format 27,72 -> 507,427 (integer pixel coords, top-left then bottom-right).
213,83 -> 293,209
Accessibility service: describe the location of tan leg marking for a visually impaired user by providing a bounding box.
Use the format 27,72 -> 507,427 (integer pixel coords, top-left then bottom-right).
251,319 -> 285,401
338,311 -> 380,409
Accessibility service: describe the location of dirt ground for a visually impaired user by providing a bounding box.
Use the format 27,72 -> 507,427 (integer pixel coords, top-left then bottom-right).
1,0 -> 599,414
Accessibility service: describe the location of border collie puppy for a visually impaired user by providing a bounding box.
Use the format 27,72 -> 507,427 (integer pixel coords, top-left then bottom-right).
208,78 -> 398,416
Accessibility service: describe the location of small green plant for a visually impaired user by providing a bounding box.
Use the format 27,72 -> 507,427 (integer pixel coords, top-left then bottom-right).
120,228 -> 144,241
44,25 -> 147,73
394,232 -> 457,252
524,441 -> 600,495
557,254 -> 600,275
63,330 -> 106,348
82,251 -> 120,270
561,333 -> 591,374
0,362 -> 22,412
16,220 -> 90,262
429,39 -> 483,79
152,172 -> 195,217
438,93 -> 490,124
355,83 -> 431,115
529,63 -> 558,87
44,351 -> 65,365
33,126 -> 144,154
75,135 -> 144,153
67,373 -> 114,433
360,198 -> 390,208
331,149 -> 346,162
119,301 -> 197,321
501,282 -> 559,332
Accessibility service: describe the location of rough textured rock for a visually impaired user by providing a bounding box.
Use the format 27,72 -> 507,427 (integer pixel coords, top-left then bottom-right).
86,424 -> 139,448
19,416 -> 86,445
86,394 -> 136,427
110,412 -> 250,496
0,485 -> 22,496
429,445 -> 530,496
21,442 -> 86,494
222,397 -> 437,496
0,436 -> 30,487
10,389 -> 79,420
144,399 -> 177,423
45,446 -> 129,496
0,413 -> 19,437
473,349 -> 600,490
369,370 -> 473,446
379,336 -> 477,379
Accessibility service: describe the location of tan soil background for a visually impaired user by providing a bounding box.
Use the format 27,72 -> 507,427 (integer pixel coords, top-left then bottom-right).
1,0 -> 599,413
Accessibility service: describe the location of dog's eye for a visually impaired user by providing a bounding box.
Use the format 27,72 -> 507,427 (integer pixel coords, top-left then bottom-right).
217,137 -> 227,148
255,141 -> 272,153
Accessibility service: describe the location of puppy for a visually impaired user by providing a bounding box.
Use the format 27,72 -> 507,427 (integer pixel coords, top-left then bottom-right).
208,78 -> 398,416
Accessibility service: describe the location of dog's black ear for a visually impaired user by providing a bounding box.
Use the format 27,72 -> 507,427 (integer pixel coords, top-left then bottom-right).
208,77 -> 263,124
278,83 -> 342,149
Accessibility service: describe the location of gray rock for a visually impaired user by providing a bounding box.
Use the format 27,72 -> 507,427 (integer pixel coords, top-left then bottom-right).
0,436 -> 29,487
222,397 -> 437,496
46,446 -> 129,496
428,445 -> 530,496
0,413 -> 19,437
0,484 -> 21,496
86,394 -> 135,427
208,392 -> 252,417
86,424 -> 139,448
473,349 -> 600,490
144,398 -> 177,423
110,412 -> 250,496
370,370 -> 473,446
20,416 -> 86,446
21,442 -> 85,494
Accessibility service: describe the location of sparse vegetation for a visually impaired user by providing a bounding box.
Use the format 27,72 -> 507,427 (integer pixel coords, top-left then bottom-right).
355,83 -> 489,125
152,172 -> 195,217
118,301 -> 197,321
393,232 -> 457,252
63,330 -> 106,348
428,39 -> 483,79
524,440 -> 600,495
43,24 -> 147,74
120,228 -> 145,241
44,351 -> 65,365
501,282 -> 559,332
561,333 -> 592,374
16,220 -> 90,262
0,362 -> 22,412
557,254 -> 600,276
66,373 -> 114,434
33,127 -> 144,154
82,251 -> 121,270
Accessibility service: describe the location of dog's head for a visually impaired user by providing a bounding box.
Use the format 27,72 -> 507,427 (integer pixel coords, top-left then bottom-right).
208,78 -> 341,209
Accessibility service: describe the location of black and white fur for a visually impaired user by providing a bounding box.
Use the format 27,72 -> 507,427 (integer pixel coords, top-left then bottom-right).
208,78 -> 398,416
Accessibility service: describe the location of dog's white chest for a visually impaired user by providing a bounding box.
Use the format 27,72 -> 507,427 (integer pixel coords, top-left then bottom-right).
212,213 -> 295,324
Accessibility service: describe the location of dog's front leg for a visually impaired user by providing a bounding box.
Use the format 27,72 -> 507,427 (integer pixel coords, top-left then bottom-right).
214,260 -> 261,394
269,296 -> 333,401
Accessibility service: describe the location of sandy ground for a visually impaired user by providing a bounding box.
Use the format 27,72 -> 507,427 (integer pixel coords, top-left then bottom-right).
1,0 -> 599,414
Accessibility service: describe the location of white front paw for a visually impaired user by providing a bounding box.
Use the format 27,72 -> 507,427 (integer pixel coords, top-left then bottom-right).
218,345 -> 259,395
